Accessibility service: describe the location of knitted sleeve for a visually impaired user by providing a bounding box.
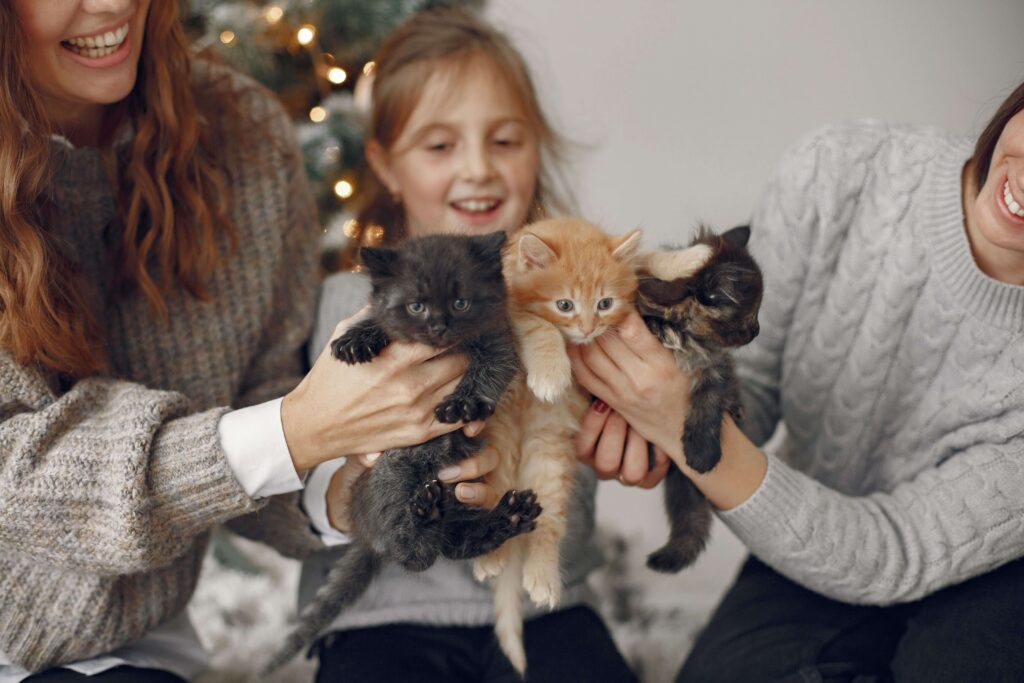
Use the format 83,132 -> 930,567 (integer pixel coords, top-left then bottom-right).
721,440 -> 1024,605
0,356 -> 259,575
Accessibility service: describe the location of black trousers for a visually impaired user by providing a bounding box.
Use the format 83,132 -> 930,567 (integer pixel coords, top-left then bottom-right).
24,666 -> 185,682
314,605 -> 637,683
678,555 -> 1024,683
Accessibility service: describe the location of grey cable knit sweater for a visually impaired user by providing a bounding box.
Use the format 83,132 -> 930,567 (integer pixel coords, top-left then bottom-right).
721,120 -> 1024,605
0,64 -> 324,671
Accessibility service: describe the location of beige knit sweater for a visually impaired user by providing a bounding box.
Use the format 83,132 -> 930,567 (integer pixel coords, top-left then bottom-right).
0,63 -> 324,671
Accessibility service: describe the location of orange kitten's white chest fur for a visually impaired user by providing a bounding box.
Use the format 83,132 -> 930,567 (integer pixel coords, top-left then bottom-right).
476,218 -> 641,675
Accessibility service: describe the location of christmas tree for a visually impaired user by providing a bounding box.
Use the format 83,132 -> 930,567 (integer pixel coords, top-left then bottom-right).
183,0 -> 484,270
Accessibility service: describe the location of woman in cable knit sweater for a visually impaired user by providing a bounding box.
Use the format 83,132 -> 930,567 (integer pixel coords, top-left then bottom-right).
0,2 -> 497,681
572,82 -> 1024,680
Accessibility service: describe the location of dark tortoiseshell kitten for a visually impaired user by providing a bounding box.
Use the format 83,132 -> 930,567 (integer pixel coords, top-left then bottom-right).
637,225 -> 763,573
268,231 -> 540,671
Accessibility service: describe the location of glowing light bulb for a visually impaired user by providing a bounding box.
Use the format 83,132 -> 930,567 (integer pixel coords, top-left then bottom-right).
219,30 -> 235,45
328,67 -> 347,85
342,219 -> 359,238
362,61 -> 376,76
297,25 -> 316,46
334,180 -> 354,199
309,106 -> 327,123
264,6 -> 284,23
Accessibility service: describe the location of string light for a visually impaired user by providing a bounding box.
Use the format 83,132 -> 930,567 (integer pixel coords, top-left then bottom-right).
334,179 -> 354,199
264,5 -> 284,23
328,67 -> 347,85
362,61 -> 376,76
342,219 -> 360,238
219,30 -> 236,45
309,106 -> 327,123
369,225 -> 385,242
297,24 -> 316,46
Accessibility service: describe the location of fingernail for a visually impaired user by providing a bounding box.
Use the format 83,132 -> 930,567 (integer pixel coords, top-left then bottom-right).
364,452 -> 381,464
592,399 -> 609,414
457,484 -> 476,500
438,466 -> 461,481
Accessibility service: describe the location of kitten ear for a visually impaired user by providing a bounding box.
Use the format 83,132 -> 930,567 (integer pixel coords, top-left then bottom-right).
611,228 -> 643,262
359,246 -> 400,278
517,233 -> 557,271
639,276 -> 692,305
471,230 -> 508,259
721,225 -> 751,248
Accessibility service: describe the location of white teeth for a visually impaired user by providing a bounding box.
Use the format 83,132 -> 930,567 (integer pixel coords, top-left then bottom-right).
453,199 -> 499,212
1003,181 -> 1024,218
65,22 -> 128,55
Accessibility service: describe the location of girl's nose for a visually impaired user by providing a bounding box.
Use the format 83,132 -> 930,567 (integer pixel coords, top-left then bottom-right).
459,142 -> 494,182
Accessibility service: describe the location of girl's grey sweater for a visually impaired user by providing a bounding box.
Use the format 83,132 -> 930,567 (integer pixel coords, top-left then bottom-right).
0,65 -> 324,671
723,121 -> 1024,604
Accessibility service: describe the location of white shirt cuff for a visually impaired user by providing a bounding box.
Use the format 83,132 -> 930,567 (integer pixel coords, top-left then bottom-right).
218,397 -> 304,499
303,458 -> 353,546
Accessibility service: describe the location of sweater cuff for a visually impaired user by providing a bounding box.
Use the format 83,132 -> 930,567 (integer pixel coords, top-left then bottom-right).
716,453 -> 810,545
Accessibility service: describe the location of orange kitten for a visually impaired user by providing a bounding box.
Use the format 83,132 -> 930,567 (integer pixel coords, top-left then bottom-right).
476,217 -> 641,675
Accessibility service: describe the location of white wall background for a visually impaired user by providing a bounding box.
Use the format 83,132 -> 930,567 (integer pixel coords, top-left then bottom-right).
484,0 -> 1024,650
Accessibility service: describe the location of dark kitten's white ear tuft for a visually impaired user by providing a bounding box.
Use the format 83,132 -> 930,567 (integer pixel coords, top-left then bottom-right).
471,230 -> 507,259
611,228 -> 643,261
359,246 -> 400,278
518,232 -> 557,271
722,225 -> 751,248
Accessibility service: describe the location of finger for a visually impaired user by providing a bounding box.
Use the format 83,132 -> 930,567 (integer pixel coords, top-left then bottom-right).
418,353 -> 470,392
463,420 -> 485,437
578,340 -> 629,393
615,310 -> 665,355
592,411 -> 628,479
575,399 -> 612,463
330,305 -> 370,339
596,328 -> 646,375
618,428 -> 650,485
357,452 -> 382,468
639,446 -> 673,489
567,345 -> 615,400
455,482 -> 499,508
380,339 -> 451,366
438,446 -> 499,482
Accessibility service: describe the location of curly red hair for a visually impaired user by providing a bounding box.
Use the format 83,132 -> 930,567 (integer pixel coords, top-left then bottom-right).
0,1 -> 235,377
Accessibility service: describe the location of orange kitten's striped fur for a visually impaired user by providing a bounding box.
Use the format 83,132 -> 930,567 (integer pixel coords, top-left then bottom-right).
476,218 -> 641,675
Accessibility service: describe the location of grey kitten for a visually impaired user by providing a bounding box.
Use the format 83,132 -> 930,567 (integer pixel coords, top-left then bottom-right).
267,231 -> 540,671
638,225 -> 763,573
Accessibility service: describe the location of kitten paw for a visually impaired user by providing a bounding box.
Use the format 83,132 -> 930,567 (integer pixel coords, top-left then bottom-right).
523,554 -> 562,610
646,543 -> 701,574
331,328 -> 387,364
435,393 -> 497,423
526,354 -> 572,403
411,479 -> 444,524
473,546 -> 509,582
683,431 -> 722,474
494,488 -> 542,536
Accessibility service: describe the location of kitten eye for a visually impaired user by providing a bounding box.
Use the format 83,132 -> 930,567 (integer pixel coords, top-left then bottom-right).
555,299 -> 575,312
407,302 -> 426,314
596,297 -> 614,311
697,289 -> 720,307
452,298 -> 470,312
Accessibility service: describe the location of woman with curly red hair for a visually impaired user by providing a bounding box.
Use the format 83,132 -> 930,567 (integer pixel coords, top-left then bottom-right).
0,1 -> 495,681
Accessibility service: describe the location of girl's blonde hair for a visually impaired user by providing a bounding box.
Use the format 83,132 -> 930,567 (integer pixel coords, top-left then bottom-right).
354,7 -> 571,247
0,2 -> 236,377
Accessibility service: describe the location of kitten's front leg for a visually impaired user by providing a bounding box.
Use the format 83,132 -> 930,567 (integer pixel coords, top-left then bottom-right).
331,317 -> 389,364
435,330 -> 518,423
513,312 -> 572,403
682,374 -> 729,474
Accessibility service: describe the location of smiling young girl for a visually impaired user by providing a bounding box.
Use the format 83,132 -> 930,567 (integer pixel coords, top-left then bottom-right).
299,9 -> 639,682
0,1 -> 493,682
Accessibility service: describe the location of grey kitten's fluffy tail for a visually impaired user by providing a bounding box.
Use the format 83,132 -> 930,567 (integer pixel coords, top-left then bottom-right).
263,545 -> 380,673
